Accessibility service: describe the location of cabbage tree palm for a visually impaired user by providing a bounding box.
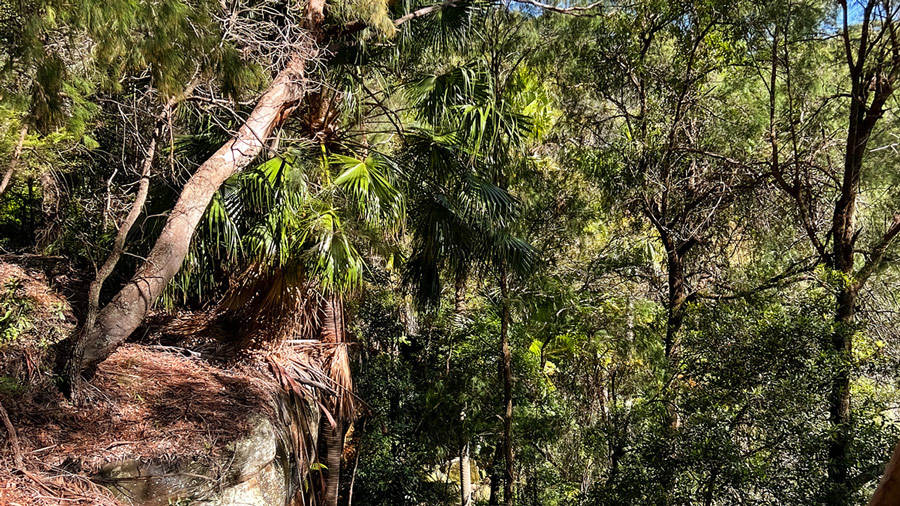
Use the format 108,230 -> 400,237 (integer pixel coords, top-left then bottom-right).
401,61 -> 547,505
181,141 -> 402,505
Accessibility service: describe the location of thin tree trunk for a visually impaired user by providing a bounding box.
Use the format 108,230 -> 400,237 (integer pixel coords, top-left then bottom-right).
456,273 -> 471,506
0,125 -> 27,196
36,169 -> 60,250
499,267 -> 514,506
63,100 -> 174,403
461,441 -> 472,506
64,0 -> 461,377
488,443 -> 502,506
347,419 -> 364,506
0,399 -> 23,470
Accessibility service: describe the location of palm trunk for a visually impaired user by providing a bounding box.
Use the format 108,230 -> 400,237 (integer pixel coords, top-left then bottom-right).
318,417 -> 344,506
0,125 -> 27,196
499,266 -> 514,506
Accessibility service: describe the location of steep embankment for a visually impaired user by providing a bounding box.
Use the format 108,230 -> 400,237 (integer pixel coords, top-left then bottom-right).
0,260 -> 317,505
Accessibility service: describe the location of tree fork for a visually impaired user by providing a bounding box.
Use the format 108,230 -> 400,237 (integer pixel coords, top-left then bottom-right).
62,97 -> 180,402
72,53 -> 311,373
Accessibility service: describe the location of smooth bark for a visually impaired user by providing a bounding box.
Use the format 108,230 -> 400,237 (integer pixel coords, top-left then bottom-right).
869,441 -> 900,506
0,125 -> 27,196
74,53 -> 310,372
461,442 -> 472,506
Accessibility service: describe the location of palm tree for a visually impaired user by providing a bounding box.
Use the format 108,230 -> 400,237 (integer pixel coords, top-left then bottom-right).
400,61 -> 546,505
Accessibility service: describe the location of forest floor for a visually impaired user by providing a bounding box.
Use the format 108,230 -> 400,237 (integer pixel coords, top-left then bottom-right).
0,259 -> 276,505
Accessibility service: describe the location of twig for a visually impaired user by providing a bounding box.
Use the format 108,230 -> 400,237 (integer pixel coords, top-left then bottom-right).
0,399 -> 23,469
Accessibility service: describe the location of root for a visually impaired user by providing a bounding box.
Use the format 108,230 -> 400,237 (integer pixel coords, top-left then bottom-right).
0,399 -> 24,470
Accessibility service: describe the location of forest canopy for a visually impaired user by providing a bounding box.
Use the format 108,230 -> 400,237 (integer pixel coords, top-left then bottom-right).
3,0 -> 900,505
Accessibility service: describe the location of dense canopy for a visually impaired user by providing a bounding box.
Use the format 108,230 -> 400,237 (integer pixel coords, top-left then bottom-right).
4,0 -> 900,505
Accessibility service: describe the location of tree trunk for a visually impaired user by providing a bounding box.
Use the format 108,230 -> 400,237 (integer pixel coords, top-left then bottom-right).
826,33 -> 871,494
827,271 -> 857,493
499,267 -> 514,506
71,53 -> 311,373
461,442 -> 472,506
36,169 -> 60,249
61,0 -> 460,377
488,443 -> 502,506
660,233 -> 689,431
319,417 -> 344,506
0,125 -> 27,196
63,101 -> 172,403
664,245 -> 686,363
869,441 -> 900,506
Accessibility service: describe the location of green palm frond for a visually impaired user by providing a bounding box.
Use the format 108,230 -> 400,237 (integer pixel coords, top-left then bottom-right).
330,152 -> 404,229
398,0 -> 483,50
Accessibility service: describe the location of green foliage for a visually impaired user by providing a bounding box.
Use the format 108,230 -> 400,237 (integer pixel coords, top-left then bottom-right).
0,279 -> 33,344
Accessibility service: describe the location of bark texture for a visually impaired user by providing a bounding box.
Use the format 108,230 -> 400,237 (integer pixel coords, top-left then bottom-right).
318,417 -> 344,506
826,2 -> 898,490
68,0 -> 458,375
64,101 -> 173,402
75,55 -> 310,371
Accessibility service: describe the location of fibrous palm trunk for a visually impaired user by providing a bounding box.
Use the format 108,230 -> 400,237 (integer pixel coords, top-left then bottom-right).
319,417 -> 344,506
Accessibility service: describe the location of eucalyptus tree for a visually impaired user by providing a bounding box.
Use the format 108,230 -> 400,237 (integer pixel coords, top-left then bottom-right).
55,0 -> 473,385
756,0 -> 900,500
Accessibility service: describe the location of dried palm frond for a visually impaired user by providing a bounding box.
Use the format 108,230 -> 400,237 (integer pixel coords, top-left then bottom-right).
219,265 -> 321,349
317,295 -> 355,421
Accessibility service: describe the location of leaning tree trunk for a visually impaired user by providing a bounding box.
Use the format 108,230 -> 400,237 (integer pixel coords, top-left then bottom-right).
62,0 -> 459,377
68,53 -> 311,375
869,441 -> 900,506
0,125 -> 27,197
63,99 -> 176,402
